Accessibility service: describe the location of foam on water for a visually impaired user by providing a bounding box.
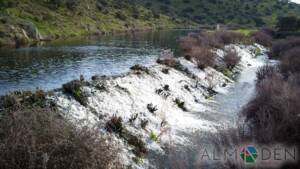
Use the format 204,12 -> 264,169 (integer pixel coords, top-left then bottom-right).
51,44 -> 267,168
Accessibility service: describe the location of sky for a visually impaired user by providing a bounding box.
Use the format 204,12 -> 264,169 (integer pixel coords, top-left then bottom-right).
291,0 -> 300,4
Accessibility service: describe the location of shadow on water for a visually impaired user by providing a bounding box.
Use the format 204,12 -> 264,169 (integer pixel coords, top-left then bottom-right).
0,29 -> 198,95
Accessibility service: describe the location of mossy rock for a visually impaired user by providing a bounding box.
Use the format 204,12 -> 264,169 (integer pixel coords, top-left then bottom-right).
63,80 -> 88,106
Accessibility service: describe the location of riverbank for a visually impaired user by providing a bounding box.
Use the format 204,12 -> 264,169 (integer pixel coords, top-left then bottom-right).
0,0 -> 196,48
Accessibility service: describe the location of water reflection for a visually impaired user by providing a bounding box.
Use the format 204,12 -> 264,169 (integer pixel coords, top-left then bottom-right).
0,30 -> 195,94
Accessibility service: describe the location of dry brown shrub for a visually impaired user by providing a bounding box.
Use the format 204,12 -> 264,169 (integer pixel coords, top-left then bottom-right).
251,30 -> 273,46
223,49 -> 241,69
0,107 -> 117,169
270,37 -> 300,58
157,58 -> 185,71
189,47 -> 216,69
256,65 -> 279,85
242,74 -> 300,144
280,47 -> 300,76
178,31 -> 245,71
178,35 -> 198,52
214,31 -> 245,46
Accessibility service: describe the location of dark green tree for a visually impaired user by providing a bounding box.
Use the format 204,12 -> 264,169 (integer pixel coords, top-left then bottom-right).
276,16 -> 300,32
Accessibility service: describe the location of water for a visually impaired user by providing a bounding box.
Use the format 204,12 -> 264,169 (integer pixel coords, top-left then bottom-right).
208,53 -> 268,125
0,29 -> 195,95
151,53 -> 269,169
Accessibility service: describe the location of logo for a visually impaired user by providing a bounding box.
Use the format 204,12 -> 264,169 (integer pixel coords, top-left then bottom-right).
198,144 -> 297,167
240,145 -> 258,163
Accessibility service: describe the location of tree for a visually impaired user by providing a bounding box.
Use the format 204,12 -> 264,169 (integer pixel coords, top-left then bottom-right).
276,16 -> 300,32
0,0 -> 18,8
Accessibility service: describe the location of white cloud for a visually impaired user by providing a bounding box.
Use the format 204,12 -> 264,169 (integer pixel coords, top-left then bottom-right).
291,0 -> 300,4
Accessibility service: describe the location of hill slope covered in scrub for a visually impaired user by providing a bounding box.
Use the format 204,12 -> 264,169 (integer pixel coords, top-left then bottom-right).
1,0 -> 300,47
139,0 -> 300,27
0,0 -> 192,47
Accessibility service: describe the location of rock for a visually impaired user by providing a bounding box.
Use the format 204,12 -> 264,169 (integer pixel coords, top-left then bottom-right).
20,21 -> 41,41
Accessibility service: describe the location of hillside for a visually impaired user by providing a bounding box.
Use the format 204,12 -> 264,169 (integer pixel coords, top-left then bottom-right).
0,0 -> 193,47
139,0 -> 300,27
1,0 -> 300,47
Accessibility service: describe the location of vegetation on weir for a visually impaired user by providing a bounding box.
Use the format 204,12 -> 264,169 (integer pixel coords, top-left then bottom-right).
178,30 -> 244,77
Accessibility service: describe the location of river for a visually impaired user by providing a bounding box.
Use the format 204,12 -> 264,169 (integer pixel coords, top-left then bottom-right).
0,29 -> 195,95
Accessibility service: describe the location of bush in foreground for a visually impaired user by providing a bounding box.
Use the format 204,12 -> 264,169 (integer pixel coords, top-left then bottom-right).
0,107 -> 117,169
242,74 -> 300,144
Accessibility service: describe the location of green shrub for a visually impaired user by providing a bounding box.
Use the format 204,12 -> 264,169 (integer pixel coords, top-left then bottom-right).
115,11 -> 127,21
254,46 -> 262,56
66,0 -> 80,10
0,90 -> 48,110
174,98 -> 187,111
0,0 -> 18,8
223,68 -> 233,78
149,131 -> 158,142
276,16 -> 300,32
62,80 -> 88,106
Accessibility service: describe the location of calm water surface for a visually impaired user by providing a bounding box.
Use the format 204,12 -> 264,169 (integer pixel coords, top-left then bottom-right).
0,30 -> 195,95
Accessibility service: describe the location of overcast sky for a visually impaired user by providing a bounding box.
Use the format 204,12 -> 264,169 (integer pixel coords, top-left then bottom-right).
291,0 -> 300,4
